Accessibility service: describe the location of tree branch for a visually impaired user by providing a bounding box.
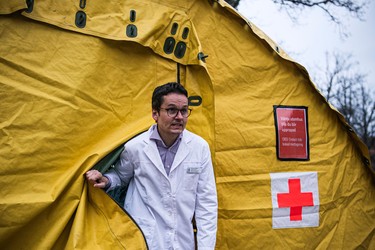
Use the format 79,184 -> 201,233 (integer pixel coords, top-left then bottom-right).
271,0 -> 368,23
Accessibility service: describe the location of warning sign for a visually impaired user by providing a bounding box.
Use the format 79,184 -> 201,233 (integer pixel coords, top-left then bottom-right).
274,106 -> 309,160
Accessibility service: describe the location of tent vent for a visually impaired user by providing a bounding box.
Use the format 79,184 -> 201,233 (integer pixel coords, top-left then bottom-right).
130,10 -> 136,22
79,0 -> 86,9
346,126 -> 354,132
276,46 -> 280,53
171,23 -> 178,35
26,0 -> 34,13
75,11 -> 86,28
188,96 -> 202,107
126,24 -> 138,37
362,157 -> 370,167
164,37 -> 176,54
198,52 -> 208,62
174,41 -> 186,59
182,27 -> 189,39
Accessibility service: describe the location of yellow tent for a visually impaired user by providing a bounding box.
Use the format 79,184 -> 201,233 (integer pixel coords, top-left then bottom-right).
0,0 -> 373,249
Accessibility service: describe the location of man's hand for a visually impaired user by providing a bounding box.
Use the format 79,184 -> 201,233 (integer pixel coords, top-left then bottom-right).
85,170 -> 109,189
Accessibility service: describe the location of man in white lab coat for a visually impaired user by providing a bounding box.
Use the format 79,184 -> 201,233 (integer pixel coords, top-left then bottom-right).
86,82 -> 218,250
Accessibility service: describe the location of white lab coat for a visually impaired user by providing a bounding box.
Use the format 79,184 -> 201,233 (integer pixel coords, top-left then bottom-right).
105,126 -> 217,250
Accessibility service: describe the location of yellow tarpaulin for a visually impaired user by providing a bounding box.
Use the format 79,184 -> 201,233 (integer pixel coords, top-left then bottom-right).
0,0 -> 373,249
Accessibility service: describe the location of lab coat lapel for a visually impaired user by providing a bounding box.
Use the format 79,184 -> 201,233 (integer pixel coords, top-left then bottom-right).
170,131 -> 191,173
143,138 -> 167,178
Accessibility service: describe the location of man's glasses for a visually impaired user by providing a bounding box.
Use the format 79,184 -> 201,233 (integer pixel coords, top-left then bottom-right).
159,108 -> 192,118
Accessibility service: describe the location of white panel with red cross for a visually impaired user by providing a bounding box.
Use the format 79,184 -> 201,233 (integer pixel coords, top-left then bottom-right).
270,172 -> 319,229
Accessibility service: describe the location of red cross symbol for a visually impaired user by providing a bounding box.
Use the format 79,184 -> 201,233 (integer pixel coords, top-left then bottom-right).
277,178 -> 314,221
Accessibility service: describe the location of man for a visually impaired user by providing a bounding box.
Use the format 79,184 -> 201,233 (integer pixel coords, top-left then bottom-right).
86,82 -> 217,250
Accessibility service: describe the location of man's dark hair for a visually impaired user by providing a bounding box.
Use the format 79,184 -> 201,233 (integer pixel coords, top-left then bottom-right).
152,82 -> 188,110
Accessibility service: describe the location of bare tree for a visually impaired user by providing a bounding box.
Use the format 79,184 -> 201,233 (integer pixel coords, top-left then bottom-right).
227,1 -> 374,164
270,0 -> 367,23
227,0 -> 368,24
355,85 -> 375,148
317,52 -> 375,166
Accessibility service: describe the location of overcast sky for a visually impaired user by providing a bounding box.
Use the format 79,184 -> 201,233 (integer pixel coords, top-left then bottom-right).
237,0 -> 375,91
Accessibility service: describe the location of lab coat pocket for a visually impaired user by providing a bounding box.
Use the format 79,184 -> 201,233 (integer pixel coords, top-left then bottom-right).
133,217 -> 156,246
183,164 -> 203,191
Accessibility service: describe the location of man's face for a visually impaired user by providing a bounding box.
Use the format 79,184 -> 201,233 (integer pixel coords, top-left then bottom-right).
152,92 -> 188,143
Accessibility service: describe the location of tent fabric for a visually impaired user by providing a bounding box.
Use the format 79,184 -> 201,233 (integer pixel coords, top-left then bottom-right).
0,0 -> 374,249
21,0 -> 206,67
0,0 -> 26,14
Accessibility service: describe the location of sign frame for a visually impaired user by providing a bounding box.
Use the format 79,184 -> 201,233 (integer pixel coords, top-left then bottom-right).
273,105 -> 310,161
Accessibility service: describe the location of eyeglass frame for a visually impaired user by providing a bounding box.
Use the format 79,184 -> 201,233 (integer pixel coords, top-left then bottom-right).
159,107 -> 192,118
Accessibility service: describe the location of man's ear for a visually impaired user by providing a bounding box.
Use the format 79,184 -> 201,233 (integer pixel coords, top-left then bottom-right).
152,110 -> 158,122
